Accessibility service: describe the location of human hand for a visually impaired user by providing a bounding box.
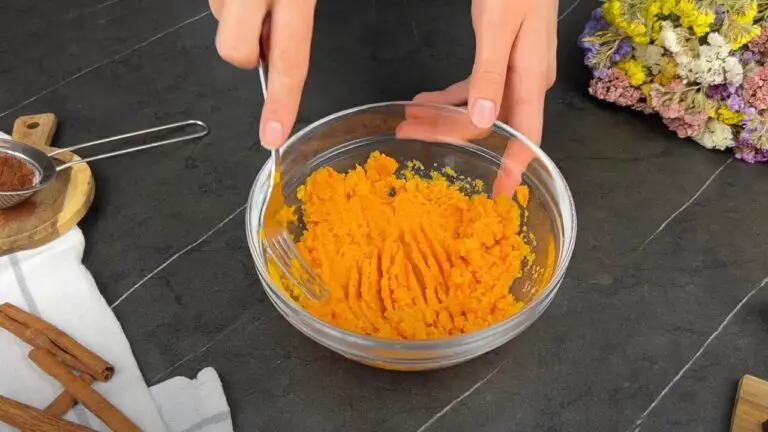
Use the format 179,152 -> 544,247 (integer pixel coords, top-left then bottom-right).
406,0 -> 558,196
210,0 -> 316,149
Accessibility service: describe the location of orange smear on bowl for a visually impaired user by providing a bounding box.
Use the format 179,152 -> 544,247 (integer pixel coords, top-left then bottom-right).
277,152 -> 533,340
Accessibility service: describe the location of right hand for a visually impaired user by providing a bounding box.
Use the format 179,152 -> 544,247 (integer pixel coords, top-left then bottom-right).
210,0 -> 317,149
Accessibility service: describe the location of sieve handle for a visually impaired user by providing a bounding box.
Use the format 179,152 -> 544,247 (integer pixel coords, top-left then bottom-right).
50,120 -> 209,171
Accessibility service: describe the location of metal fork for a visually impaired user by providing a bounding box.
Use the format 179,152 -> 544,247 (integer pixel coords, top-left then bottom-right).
257,62 -> 327,302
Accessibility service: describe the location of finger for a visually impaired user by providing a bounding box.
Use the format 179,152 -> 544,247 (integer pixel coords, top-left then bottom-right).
395,114 -> 490,144
504,78 -> 546,145
493,8 -> 550,198
545,0 -> 558,89
492,87 -> 546,198
215,0 -> 268,69
260,0 -> 316,149
397,99 -> 490,144
504,2 -> 550,146
209,0 -> 225,20
492,139 -> 536,197
468,0 -> 521,129
412,80 -> 469,106
406,79 -> 469,121
261,14 -> 272,59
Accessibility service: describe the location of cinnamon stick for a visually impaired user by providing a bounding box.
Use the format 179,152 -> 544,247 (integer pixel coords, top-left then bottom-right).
0,312 -> 93,376
44,374 -> 95,417
0,394 -> 94,432
29,349 -> 140,432
0,303 -> 113,381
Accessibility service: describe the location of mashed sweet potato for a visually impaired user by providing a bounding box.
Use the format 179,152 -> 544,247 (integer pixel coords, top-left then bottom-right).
271,152 -> 533,340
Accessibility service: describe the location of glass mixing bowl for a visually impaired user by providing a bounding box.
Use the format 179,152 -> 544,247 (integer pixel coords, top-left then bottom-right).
246,102 -> 576,371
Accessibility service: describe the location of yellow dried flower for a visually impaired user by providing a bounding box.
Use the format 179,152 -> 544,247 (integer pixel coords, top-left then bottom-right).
733,1 -> 758,24
641,83 -> 653,99
728,25 -> 762,50
660,0 -> 676,15
674,0 -> 715,36
716,107 -> 745,125
617,58 -> 647,86
602,0 -> 657,44
653,57 -> 677,86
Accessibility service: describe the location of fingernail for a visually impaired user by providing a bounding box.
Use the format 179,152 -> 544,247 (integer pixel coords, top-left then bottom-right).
261,121 -> 284,149
470,98 -> 496,128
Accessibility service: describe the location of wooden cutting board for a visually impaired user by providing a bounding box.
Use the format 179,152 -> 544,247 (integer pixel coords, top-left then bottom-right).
0,114 -> 95,255
731,375 -> 768,432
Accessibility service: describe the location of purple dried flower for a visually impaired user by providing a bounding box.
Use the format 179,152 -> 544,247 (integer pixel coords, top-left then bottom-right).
581,39 -> 600,66
579,7 -> 626,77
581,8 -> 608,37
706,84 -> 730,100
739,110 -> 768,152
726,94 -> 746,112
736,50 -> 761,70
706,83 -> 739,101
740,109 -> 755,128
714,5 -> 725,24
742,106 -> 759,121
741,50 -> 761,62
612,39 -> 633,62
735,138 -> 768,163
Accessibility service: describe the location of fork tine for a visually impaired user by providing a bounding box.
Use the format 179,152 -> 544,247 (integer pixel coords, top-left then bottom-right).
267,238 -> 308,294
273,237 -> 324,293
275,234 -> 312,276
268,237 -> 294,273
272,235 -> 326,301
270,236 -> 325,301
258,59 -> 327,302
278,236 -> 318,283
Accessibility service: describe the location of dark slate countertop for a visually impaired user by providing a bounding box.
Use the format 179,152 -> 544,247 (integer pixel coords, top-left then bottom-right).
2,0 -> 767,430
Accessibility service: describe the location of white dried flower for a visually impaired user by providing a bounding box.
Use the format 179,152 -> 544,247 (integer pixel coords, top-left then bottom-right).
660,21 -> 682,53
634,43 -> 665,74
706,32 -> 730,52
693,119 -> 735,150
724,56 -> 744,84
675,33 -> 736,85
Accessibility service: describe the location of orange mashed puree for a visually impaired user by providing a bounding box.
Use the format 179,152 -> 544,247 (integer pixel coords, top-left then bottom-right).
274,152 -> 533,340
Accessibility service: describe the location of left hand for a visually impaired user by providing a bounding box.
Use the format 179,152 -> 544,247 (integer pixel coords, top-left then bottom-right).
404,0 -> 558,195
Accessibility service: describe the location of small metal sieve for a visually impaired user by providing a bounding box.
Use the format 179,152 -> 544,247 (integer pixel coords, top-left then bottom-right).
0,120 -> 209,209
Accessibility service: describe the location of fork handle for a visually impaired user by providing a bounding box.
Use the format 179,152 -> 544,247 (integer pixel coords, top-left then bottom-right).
258,63 -> 268,100
257,61 -> 280,168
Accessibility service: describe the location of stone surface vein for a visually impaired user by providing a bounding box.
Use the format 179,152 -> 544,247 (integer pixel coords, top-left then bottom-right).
627,275 -> 768,432
0,10 -> 211,120
638,158 -> 732,251
110,204 -> 245,308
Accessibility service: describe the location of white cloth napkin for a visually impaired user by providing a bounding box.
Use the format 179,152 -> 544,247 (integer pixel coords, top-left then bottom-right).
150,368 -> 233,432
0,132 -> 233,432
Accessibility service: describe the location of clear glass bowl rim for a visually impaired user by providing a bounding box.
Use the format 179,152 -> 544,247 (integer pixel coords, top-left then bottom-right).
246,101 -> 577,351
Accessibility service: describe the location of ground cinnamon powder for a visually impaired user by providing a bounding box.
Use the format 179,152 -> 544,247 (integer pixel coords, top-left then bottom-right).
0,154 -> 35,192
271,152 -> 534,340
